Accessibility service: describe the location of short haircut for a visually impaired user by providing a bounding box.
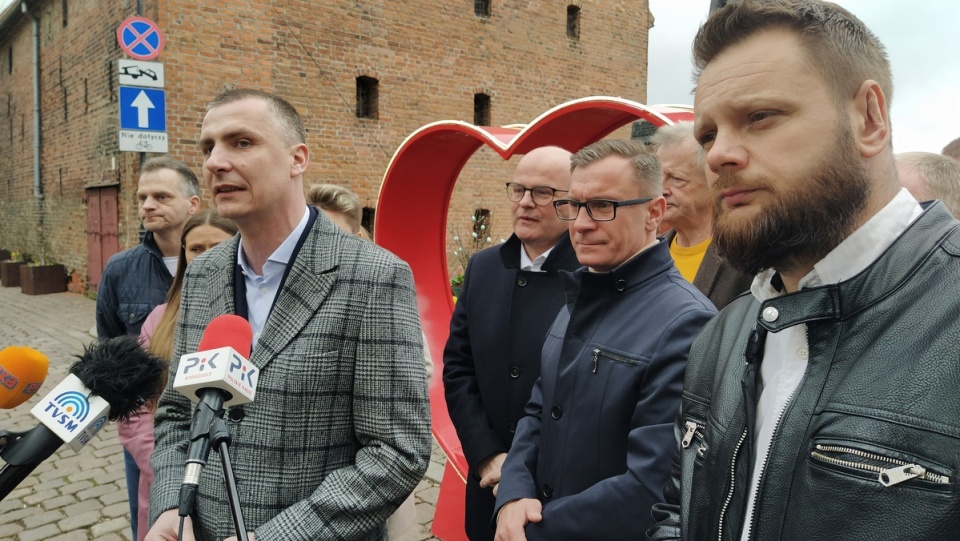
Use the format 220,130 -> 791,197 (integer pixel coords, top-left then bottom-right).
307,183 -> 363,234
694,0 -> 893,115
897,152 -> 960,216
207,88 -> 306,145
570,139 -> 661,196
141,157 -> 200,198
650,121 -> 704,170
942,137 -> 960,161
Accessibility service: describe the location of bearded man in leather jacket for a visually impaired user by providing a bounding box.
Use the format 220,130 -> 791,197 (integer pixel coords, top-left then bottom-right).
647,2 -> 960,540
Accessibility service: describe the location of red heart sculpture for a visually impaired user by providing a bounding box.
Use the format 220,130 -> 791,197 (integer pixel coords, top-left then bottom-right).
376,96 -> 691,540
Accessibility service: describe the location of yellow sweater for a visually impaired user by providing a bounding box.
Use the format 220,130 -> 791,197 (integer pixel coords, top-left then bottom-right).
670,236 -> 712,283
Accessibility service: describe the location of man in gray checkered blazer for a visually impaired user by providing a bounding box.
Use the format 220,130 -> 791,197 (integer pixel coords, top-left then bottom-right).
146,89 -> 431,541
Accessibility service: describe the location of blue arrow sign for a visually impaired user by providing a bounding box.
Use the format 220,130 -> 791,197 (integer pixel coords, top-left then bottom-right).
119,86 -> 166,131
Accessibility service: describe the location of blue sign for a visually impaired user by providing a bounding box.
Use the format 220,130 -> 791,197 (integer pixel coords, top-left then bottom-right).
117,17 -> 165,60
119,86 -> 166,131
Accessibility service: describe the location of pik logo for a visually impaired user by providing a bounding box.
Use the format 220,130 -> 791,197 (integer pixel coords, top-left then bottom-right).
182,352 -> 220,375
0,366 -> 18,390
43,390 -> 91,432
229,354 -> 256,386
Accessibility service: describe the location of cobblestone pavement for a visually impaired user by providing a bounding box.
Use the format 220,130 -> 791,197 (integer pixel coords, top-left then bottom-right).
0,286 -> 444,540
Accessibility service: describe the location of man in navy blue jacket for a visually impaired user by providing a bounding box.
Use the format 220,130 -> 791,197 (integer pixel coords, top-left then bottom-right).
494,140 -> 715,541
96,156 -> 200,540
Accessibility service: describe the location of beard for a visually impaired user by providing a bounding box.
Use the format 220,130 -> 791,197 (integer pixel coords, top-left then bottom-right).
711,125 -> 871,277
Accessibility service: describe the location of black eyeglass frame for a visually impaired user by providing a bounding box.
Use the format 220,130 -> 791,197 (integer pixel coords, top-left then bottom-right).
504,182 -> 568,206
552,197 -> 653,222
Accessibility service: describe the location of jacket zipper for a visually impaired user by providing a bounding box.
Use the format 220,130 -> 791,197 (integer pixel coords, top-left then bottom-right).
811,444 -> 950,486
591,347 -> 639,373
682,420 -> 705,449
717,427 -> 747,540
742,384 -> 798,541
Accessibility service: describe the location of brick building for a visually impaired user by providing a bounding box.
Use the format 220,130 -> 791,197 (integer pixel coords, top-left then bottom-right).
0,0 -> 652,293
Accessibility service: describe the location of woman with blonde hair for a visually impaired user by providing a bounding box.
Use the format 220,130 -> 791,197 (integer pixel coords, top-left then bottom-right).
119,209 -> 237,541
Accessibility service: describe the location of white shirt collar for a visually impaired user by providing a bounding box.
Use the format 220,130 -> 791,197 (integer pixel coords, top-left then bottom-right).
237,205 -> 311,277
752,188 -> 923,300
520,244 -> 555,272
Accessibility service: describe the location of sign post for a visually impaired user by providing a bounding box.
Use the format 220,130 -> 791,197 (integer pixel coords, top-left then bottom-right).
116,17 -> 167,153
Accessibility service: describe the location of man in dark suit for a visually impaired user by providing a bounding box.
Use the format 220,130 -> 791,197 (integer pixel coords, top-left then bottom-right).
494,140 -> 715,540
444,146 -> 581,540
147,89 -> 431,541
653,122 -> 751,309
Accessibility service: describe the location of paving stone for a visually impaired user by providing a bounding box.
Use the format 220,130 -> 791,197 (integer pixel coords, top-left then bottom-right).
416,486 -> 440,505
66,467 -> 106,483
20,508 -> 66,529
21,489 -> 57,506
58,508 -> 101,530
101,501 -> 130,518
0,498 -> 23,513
0,523 -> 24,538
58,480 -> 93,496
77,483 -> 119,500
16,523 -> 61,541
99,488 -> 129,506
424,459 -> 445,484
97,534 -> 128,541
91,516 -> 131,538
41,494 -> 78,511
59,498 -> 101,517
0,506 -> 35,522
45,531 -> 88,541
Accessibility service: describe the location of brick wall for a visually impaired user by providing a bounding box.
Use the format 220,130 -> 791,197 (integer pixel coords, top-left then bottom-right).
0,0 -> 651,292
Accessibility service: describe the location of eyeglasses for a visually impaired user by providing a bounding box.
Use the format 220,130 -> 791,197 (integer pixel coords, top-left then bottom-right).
553,197 -> 653,222
505,182 -> 568,206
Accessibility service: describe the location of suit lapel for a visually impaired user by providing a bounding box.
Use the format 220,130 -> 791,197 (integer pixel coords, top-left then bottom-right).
206,236 -> 239,317
693,241 -> 722,299
250,218 -> 339,370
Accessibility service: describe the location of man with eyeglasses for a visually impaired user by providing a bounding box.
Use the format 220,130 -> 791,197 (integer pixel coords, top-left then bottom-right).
493,140 -> 716,541
444,145 -> 581,541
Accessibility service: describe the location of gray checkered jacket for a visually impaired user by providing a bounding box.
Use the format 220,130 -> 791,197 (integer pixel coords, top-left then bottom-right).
150,212 -> 431,540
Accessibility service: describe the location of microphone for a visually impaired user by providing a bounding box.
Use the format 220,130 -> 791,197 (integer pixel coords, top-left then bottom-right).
0,346 -> 49,409
0,336 -> 166,500
172,314 -> 256,517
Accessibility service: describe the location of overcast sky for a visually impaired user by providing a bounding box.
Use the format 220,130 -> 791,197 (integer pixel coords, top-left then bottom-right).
648,0 -> 960,154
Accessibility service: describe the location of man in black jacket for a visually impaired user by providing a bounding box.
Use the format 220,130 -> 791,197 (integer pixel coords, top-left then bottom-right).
443,146 -> 580,540
648,1 -> 960,540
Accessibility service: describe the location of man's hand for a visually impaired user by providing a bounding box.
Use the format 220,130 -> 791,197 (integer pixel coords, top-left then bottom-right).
225,533 -> 256,541
145,510 -> 195,541
478,452 -> 508,489
494,498 -> 542,541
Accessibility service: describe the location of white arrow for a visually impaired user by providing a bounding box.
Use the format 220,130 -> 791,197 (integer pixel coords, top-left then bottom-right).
131,90 -> 155,128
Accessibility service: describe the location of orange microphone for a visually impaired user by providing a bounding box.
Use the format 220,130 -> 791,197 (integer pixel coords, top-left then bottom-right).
0,346 -> 50,409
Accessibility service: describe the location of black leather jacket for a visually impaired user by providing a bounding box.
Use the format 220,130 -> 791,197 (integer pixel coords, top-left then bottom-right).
648,203 -> 960,541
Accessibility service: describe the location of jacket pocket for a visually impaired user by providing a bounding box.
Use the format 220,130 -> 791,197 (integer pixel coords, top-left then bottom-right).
590,346 -> 642,373
810,441 -> 951,488
119,302 -> 151,328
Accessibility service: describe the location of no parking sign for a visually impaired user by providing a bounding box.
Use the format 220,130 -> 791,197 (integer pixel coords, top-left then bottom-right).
117,16 -> 165,60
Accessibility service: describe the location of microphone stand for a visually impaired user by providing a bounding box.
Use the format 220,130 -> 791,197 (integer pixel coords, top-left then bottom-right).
208,416 -> 249,541
0,426 -> 63,501
178,400 -> 249,541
